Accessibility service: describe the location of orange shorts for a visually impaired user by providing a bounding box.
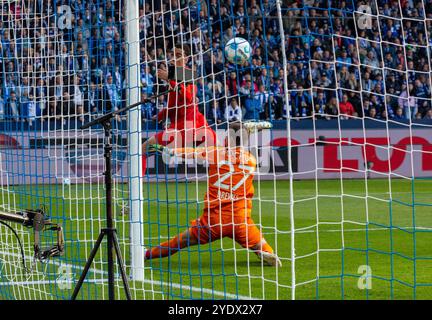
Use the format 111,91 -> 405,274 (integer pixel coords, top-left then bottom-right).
189,211 -> 263,249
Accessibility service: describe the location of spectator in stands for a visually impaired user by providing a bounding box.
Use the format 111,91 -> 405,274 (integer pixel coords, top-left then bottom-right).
364,50 -> 380,69
141,93 -> 156,120
297,86 -> 312,117
34,78 -> 47,117
338,65 -> 350,88
289,86 -> 300,117
105,75 -> 121,111
369,94 -> 383,114
207,79 -> 224,101
226,71 -> 239,97
258,67 -> 270,88
337,49 -> 352,64
394,107 -> 405,120
6,91 -> 20,121
256,84 -> 270,120
196,78 -> 212,113
240,74 -> 258,95
0,88 -> 4,119
141,65 -> 155,96
313,91 -> 328,119
73,75 -> 84,113
380,109 -> 389,120
240,74 -> 260,120
339,94 -> 356,119
86,82 -> 102,114
386,87 -> 399,110
361,71 -> 373,92
243,95 -> 261,120
368,107 -> 377,119
226,98 -> 242,122
326,96 -> 339,117
362,98 -> 371,117
347,73 -> 359,91
348,91 -> 363,117
156,94 -> 167,113
103,16 -> 117,43
19,77 -> 31,99
414,79 -> 431,115
60,91 -> 73,119
317,71 -> 333,88
270,77 -> 282,97
398,83 -> 417,119
21,89 -> 36,126
208,100 -> 224,124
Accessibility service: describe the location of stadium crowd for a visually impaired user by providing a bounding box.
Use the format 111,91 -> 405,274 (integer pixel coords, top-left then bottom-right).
1,0 -> 432,127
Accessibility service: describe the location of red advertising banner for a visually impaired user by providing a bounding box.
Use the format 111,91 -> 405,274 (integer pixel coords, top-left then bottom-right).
0,128 -> 430,185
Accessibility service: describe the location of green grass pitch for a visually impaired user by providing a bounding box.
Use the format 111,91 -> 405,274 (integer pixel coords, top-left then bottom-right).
0,178 -> 431,300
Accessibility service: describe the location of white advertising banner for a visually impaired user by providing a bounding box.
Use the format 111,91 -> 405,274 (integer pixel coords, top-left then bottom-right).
0,127 -> 430,185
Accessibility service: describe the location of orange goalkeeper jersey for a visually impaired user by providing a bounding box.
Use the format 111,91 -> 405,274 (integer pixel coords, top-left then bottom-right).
172,147 -> 257,216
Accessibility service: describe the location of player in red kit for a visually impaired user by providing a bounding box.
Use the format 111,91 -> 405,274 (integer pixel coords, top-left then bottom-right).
141,44 -> 217,173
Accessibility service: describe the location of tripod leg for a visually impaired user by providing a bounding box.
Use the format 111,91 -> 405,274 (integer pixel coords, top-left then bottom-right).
112,231 -> 132,300
71,231 -> 106,300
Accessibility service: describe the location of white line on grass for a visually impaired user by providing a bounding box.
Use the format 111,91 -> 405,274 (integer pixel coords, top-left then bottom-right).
261,225 -> 432,236
0,251 -> 259,300
33,225 -> 432,246
0,278 -> 107,287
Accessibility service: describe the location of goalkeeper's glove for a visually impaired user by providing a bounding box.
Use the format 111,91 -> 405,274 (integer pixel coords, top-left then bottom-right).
148,144 -> 175,158
147,144 -> 164,154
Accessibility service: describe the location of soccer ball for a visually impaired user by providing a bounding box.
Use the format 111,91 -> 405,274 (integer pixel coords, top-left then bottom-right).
224,37 -> 251,65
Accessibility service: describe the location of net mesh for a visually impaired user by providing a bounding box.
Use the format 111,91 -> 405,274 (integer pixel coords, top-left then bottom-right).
0,0 -> 431,300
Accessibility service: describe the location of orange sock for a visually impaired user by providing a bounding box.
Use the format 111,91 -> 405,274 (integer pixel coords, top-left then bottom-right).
261,242 -> 274,254
252,239 -> 274,254
146,235 -> 184,260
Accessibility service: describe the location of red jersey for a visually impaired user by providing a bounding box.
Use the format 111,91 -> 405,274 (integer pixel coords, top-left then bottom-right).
157,80 -> 207,130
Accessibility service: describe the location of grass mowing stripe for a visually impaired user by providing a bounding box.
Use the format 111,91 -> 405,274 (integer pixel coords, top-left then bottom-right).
1,178 -> 431,299
0,250 -> 258,300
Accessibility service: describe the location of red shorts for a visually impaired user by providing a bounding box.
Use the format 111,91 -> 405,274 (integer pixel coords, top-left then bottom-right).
154,125 -> 217,148
189,212 -> 263,249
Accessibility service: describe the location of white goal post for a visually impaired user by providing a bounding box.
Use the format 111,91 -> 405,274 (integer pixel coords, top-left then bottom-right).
125,0 -> 144,283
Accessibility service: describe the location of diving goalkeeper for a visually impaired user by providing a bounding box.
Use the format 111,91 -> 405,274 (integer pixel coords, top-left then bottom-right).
145,122 -> 281,267
141,44 -> 216,173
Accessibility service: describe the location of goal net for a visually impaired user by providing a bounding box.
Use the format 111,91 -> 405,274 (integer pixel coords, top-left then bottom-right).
0,0 -> 431,300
